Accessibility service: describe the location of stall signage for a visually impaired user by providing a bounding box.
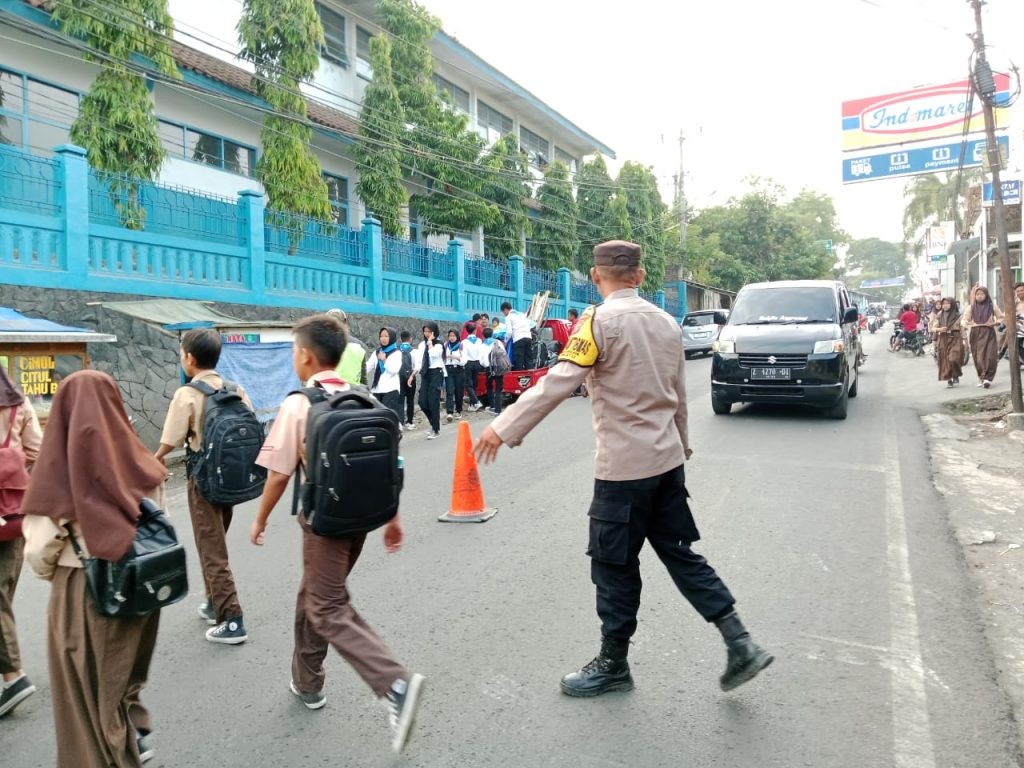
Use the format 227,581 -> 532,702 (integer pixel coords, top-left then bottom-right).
16,355 -> 58,396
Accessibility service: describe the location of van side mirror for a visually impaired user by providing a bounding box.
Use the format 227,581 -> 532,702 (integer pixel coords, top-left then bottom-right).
713,311 -> 728,325
843,307 -> 859,324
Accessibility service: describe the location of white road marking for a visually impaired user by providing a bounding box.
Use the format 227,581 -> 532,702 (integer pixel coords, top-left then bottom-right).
884,435 -> 936,767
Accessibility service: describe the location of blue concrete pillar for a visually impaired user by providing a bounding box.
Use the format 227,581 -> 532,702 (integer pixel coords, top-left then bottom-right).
655,289 -> 666,311
55,144 -> 89,281
363,216 -> 383,310
509,254 -> 525,311
449,238 -> 465,315
557,267 -> 572,319
676,281 -> 689,316
238,190 -> 265,302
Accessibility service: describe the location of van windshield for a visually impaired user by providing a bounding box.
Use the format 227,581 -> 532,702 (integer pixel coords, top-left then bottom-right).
729,287 -> 836,325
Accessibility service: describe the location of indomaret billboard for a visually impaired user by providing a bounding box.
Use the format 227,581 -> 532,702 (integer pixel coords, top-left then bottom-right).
841,74 -> 1010,152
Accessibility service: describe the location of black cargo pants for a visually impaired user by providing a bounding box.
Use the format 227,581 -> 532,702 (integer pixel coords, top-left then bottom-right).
587,465 -> 735,640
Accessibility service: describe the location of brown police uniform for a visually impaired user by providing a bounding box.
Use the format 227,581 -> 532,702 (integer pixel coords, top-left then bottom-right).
160,370 -> 252,623
491,241 -> 736,644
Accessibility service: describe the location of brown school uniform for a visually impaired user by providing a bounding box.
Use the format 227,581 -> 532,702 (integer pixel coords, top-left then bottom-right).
21,371 -> 167,768
160,370 -> 253,622
256,370 -> 407,697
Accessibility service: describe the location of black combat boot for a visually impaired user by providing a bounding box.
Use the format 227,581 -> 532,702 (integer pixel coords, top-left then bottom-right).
559,637 -> 634,698
715,611 -> 773,691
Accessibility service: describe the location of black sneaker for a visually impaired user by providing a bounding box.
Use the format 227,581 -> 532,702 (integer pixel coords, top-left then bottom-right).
289,680 -> 326,710
386,673 -> 424,753
205,616 -> 248,645
0,675 -> 36,717
197,600 -> 216,626
137,731 -> 154,763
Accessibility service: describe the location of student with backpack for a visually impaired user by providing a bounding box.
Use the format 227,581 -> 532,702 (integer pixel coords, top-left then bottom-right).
397,331 -> 417,431
366,327 -> 403,424
23,370 -> 168,767
155,328 -> 264,645
482,327 -> 510,415
462,327 -> 484,413
250,314 -> 424,754
0,368 -> 42,718
444,329 -> 465,423
411,322 -> 446,440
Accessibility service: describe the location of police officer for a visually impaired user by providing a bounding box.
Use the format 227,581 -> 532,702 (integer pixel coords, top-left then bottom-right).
475,240 -> 773,697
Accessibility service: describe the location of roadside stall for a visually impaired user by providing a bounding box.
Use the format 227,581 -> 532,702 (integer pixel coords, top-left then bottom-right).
0,307 -> 116,426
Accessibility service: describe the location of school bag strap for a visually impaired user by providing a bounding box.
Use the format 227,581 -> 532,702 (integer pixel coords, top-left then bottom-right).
3,405 -> 17,449
187,380 -> 238,397
288,385 -> 329,517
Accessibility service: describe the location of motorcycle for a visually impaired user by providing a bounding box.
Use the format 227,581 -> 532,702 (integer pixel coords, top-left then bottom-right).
997,314 -> 1024,363
867,315 -> 879,334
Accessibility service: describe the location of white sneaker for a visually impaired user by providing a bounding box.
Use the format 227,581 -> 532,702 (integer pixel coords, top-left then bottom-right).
983,380 -> 992,389
426,431 -> 440,440
404,422 -> 416,431
446,413 -> 453,423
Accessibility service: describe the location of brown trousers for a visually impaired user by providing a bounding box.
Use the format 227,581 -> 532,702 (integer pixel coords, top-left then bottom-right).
970,326 -> 999,382
187,479 -> 242,622
0,537 -> 24,674
292,519 -> 406,697
49,566 -> 159,768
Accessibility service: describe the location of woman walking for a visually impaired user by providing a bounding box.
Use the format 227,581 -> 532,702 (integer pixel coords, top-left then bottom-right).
964,286 -> 1003,388
366,327 -> 403,424
930,297 -> 963,388
444,329 -> 465,423
0,367 -> 42,718
22,370 -> 167,767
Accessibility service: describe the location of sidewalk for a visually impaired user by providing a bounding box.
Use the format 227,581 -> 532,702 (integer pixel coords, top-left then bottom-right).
914,343 -> 1024,745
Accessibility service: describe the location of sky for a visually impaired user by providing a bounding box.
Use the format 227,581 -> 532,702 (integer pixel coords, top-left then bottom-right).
420,0 -> 1024,244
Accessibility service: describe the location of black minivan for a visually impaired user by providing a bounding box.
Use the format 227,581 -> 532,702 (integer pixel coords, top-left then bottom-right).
710,280 -> 861,420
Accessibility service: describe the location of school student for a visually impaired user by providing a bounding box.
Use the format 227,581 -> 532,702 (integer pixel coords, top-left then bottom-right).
0,367 -> 42,718
155,328 -> 252,645
398,331 -> 417,430
444,329 -> 465,423
462,327 -> 484,412
482,327 -> 508,415
250,314 -> 424,754
411,322 -> 446,440
366,327 -> 403,423
23,370 -> 168,767
328,308 -> 369,385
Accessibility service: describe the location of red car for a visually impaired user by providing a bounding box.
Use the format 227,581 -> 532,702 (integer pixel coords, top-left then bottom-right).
475,319 -> 574,401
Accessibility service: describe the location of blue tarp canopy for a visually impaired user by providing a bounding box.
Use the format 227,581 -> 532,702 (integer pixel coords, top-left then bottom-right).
216,342 -> 300,423
0,308 -> 116,343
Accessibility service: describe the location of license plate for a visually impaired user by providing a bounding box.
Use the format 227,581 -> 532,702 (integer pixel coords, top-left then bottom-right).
750,367 -> 790,380
693,332 -> 711,338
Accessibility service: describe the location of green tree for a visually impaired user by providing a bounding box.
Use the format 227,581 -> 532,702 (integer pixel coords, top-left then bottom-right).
378,0 -> 496,236
238,0 -> 333,244
608,187 -> 633,242
482,134 -> 531,259
845,237 -> 909,303
53,0 -> 179,229
902,171 -> 980,243
681,223 -> 727,286
353,36 -> 407,236
533,161 -> 579,271
575,154 -> 615,269
617,162 -> 668,291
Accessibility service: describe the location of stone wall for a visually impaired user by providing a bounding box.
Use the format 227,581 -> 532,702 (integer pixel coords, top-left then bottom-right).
0,286 -> 448,448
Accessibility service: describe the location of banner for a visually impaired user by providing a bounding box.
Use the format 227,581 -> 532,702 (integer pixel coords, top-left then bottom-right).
842,75 -> 1010,152
842,135 -> 1009,184
983,180 -> 1022,207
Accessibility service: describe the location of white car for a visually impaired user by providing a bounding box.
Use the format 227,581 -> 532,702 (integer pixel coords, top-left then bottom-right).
681,309 -> 728,358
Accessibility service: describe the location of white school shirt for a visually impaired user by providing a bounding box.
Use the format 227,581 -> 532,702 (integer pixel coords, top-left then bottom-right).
479,340 -> 494,369
505,311 -> 532,343
463,336 -> 482,363
365,348 -> 403,394
413,340 -> 447,375
445,344 -> 465,367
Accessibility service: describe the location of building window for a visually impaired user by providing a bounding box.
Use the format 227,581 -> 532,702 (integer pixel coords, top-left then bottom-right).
433,74 -> 470,113
476,99 -> 511,143
324,173 -> 349,226
0,67 -> 77,154
554,146 -> 577,174
159,120 -> 257,178
317,3 -> 348,67
520,126 -> 549,168
356,27 -> 373,80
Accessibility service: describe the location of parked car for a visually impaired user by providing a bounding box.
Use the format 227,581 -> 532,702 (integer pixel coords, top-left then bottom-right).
710,280 -> 861,420
681,309 -> 729,358
475,319 -> 574,402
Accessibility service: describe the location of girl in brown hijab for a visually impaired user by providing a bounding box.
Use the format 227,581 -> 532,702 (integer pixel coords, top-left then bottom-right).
0,366 -> 42,718
22,370 -> 167,767
964,285 -> 1003,388
930,297 -> 964,388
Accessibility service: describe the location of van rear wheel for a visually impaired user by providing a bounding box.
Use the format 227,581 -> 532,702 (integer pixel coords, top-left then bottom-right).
711,393 -> 732,415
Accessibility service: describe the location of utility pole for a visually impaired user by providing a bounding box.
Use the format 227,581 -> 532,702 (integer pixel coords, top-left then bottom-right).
678,130 -> 687,250
970,0 -> 1022,419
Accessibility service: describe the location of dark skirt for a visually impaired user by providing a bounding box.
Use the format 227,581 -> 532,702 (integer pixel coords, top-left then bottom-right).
936,332 -> 964,381
969,326 -> 998,382
48,566 -> 160,768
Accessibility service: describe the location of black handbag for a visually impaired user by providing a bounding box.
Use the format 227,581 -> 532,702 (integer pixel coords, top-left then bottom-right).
65,498 -> 188,618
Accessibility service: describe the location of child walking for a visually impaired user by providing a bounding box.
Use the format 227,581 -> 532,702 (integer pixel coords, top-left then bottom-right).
445,329 -> 465,423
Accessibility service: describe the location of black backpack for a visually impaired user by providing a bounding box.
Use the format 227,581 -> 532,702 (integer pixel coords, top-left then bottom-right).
186,381 -> 267,505
399,347 -> 414,382
291,384 -> 403,537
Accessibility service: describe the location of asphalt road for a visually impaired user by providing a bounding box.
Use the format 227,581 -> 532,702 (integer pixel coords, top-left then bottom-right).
3,329 -> 1022,767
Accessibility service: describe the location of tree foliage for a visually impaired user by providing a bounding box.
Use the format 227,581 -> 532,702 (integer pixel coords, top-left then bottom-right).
844,237 -> 908,303
902,171 -> 980,244
617,162 -> 667,292
54,0 -> 179,228
534,161 -> 579,271
482,134 -> 531,259
354,36 -> 407,236
238,0 -> 332,238
575,154 -> 615,269
687,179 -> 838,292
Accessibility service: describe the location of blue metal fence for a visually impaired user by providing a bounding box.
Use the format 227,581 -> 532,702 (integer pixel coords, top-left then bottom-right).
465,255 -> 510,290
383,235 -> 455,282
0,145 -> 62,216
265,212 -> 367,267
524,266 -> 559,297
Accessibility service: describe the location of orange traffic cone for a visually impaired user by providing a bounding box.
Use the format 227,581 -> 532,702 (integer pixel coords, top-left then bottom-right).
438,421 -> 498,523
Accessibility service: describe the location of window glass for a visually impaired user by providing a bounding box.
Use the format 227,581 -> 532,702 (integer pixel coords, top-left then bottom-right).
28,120 -> 70,155
356,27 -> 373,79
317,3 -> 348,67
433,74 -> 470,113
14,353 -> 85,413
26,79 -> 78,123
0,69 -> 25,114
324,173 -> 349,226
0,116 -> 22,147
223,140 -> 255,176
477,100 -> 512,136
730,287 -> 837,325
188,129 -> 222,167
520,126 -> 549,166
158,120 -> 186,159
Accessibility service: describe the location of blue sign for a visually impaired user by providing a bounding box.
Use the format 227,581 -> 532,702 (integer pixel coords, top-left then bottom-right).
842,135 -> 1009,184
860,277 -> 906,288
983,180 -> 1021,207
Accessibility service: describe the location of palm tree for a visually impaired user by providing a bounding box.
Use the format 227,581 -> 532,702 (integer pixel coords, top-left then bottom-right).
902,170 -> 981,243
